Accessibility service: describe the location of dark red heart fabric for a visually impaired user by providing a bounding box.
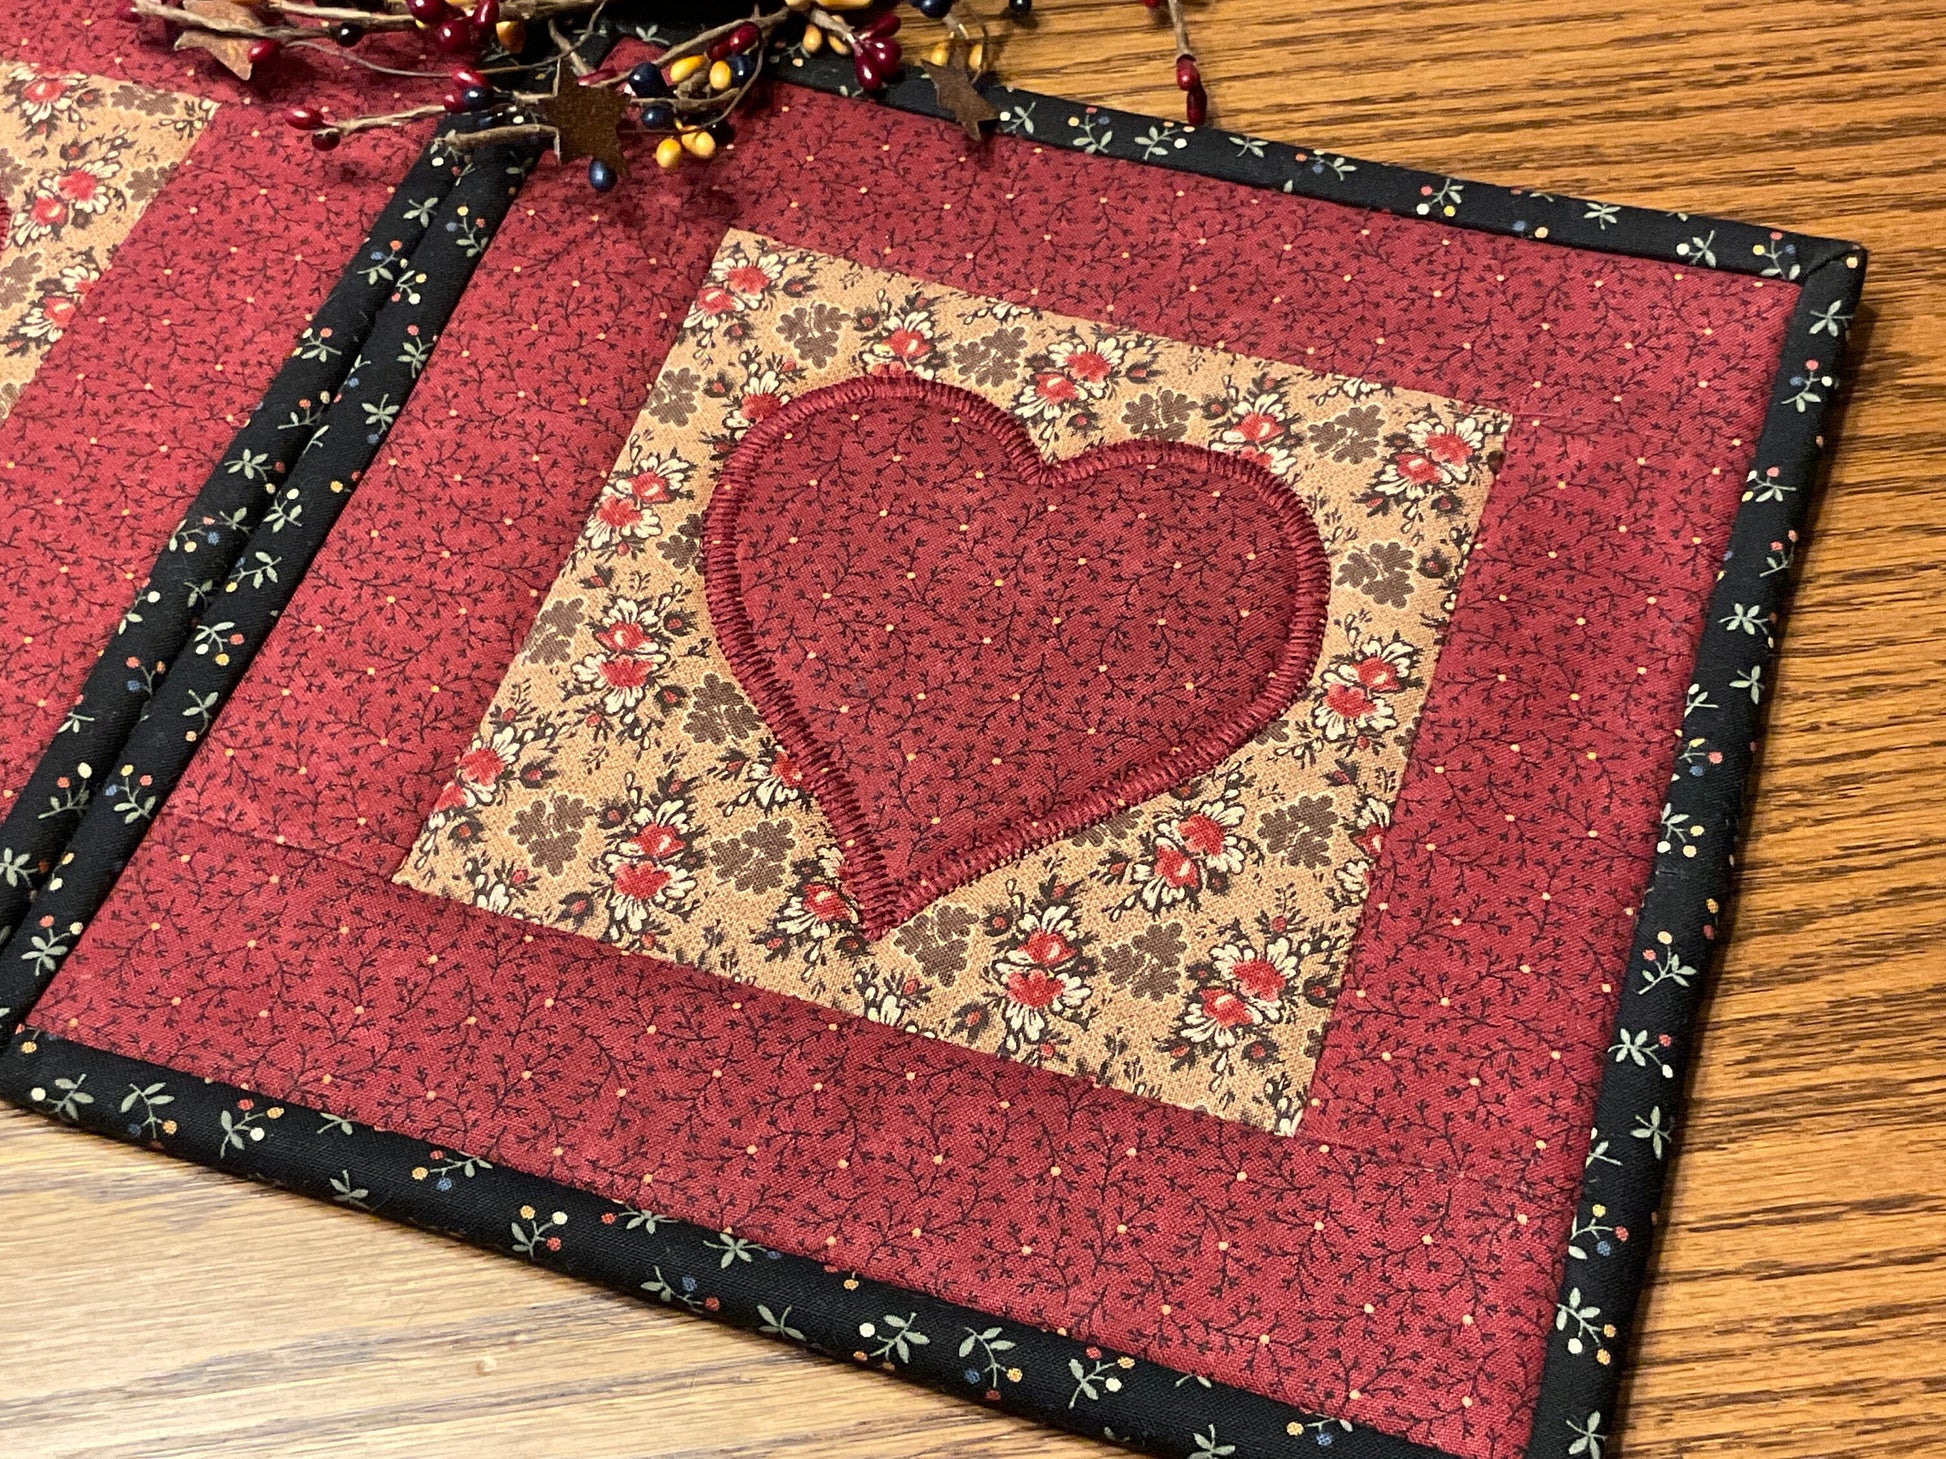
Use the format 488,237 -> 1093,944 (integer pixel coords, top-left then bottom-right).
704,376 -> 1330,937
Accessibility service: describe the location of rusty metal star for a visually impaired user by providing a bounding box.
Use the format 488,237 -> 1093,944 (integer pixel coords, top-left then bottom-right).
542,57 -> 628,178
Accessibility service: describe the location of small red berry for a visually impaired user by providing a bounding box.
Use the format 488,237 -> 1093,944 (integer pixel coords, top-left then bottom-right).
405,0 -> 445,21
311,129 -> 341,151
1175,54 -> 1200,90
283,105 -> 325,131
470,0 -> 498,30
853,54 -> 885,91
431,15 -> 474,52
1184,80 -> 1207,126
855,9 -> 900,39
451,66 -> 487,91
245,38 -> 279,66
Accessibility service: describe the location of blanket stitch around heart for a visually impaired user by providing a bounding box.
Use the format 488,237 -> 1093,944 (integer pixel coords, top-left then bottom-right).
704,376 -> 1331,938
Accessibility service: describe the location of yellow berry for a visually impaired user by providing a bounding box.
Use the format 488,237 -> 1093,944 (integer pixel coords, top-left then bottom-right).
801,23 -> 824,54
667,54 -> 704,84
709,59 -> 734,91
655,136 -> 684,170
680,128 -> 717,160
494,18 -> 525,49
928,41 -> 950,67
969,41 -> 985,70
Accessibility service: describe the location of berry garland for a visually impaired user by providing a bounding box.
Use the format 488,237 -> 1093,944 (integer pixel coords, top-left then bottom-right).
120,0 -> 1211,189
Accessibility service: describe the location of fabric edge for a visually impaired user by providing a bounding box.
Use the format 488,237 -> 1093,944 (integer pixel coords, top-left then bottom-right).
1517,244 -> 1867,1459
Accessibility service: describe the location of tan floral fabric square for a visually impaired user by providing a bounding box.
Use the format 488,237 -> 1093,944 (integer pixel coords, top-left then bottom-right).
398,230 -> 1507,1132
0,63 -> 214,421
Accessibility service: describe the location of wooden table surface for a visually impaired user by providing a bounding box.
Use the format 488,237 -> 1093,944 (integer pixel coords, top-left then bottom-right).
4,2 -> 1943,1455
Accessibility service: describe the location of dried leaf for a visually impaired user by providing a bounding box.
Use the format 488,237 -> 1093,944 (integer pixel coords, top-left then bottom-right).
173,0 -> 265,82
921,56 -> 999,143
542,58 -> 628,177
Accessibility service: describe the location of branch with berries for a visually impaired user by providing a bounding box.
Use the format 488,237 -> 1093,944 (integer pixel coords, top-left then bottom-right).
122,0 -> 1214,191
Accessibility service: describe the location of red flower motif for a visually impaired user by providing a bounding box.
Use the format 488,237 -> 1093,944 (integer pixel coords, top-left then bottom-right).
596,495 -> 644,532
1198,986 -> 1255,1028
1063,349 -> 1112,384
456,745 -> 505,784
1019,927 -> 1073,966
630,821 -> 686,859
1355,656 -> 1402,692
1420,428 -> 1474,466
1151,843 -> 1202,890
1233,411 -> 1282,444
597,655 -> 653,690
1005,968 -> 1066,1009
1323,682 -> 1377,720
1176,812 -> 1227,859
1392,451 -> 1441,487
598,619 -> 653,653
802,882 -> 849,923
629,469 -> 674,502
882,327 -> 931,362
612,861 -> 672,901
1030,370 -> 1077,405
1228,956 -> 1285,1002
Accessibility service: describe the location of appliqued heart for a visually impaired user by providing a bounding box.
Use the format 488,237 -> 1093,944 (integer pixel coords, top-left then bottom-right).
704,377 -> 1329,938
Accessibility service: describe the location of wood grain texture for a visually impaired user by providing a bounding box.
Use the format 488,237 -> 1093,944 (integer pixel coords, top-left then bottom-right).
4,2 -> 1943,1455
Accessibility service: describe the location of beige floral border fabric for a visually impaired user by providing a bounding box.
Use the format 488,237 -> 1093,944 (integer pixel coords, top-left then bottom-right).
0,63 -> 212,423
398,230 -> 1509,1132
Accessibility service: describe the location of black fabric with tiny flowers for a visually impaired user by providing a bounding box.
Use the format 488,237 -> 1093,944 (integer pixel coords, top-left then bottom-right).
0,21 -> 1866,1459
0,1026 -> 1426,1458
0,126 -> 539,1028
0,133 -> 470,990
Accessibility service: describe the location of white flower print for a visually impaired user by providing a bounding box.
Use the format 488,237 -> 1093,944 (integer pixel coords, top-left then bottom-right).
860,303 -> 942,376
582,454 -> 689,556
11,146 -> 124,246
682,243 -> 785,332
1368,408 -> 1491,518
768,845 -> 862,965
991,901 -> 1093,1049
570,598 -> 673,716
1309,634 -> 1418,742
603,797 -> 698,936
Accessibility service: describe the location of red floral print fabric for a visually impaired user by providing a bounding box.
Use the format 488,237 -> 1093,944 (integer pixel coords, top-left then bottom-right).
705,376 -> 1330,935
31,92 -> 1801,1459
